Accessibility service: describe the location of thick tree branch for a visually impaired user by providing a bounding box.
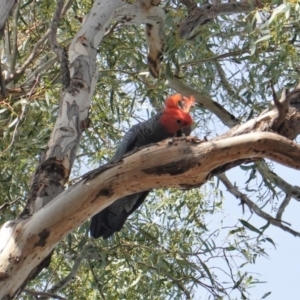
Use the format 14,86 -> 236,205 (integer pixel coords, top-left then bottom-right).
49,0 -> 70,90
22,0 -> 168,217
271,86 -> 290,131
179,0 -> 266,38
114,0 -> 166,77
1,131 -> 300,297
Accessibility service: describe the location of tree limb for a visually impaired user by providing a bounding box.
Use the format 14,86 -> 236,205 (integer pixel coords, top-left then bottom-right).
23,289 -> 67,300
0,0 -> 17,37
49,0 -> 70,90
256,163 -> 300,202
1,131 -> 300,297
114,0 -> 166,77
276,194 -> 291,220
4,0 -> 72,85
179,0 -> 266,38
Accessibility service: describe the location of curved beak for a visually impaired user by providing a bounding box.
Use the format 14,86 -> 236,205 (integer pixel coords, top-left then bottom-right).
180,125 -> 193,137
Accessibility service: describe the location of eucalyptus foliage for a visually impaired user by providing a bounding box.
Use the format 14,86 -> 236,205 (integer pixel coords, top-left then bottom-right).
1,0 -> 299,299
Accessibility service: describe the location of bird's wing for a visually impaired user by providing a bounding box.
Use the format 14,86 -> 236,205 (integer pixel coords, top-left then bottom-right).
111,127 -> 138,162
90,125 -> 147,239
90,191 -> 149,239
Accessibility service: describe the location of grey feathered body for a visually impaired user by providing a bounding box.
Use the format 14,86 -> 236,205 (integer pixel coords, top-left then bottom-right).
90,112 -> 188,239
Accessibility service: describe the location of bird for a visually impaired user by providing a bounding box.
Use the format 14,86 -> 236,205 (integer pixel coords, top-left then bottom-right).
90,93 -> 195,239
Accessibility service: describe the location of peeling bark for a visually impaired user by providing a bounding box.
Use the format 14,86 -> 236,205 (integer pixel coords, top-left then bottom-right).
22,0 -> 127,217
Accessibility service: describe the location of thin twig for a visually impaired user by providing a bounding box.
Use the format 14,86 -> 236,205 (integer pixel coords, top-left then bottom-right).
45,257 -> 83,295
4,0 -> 72,85
1,99 -> 27,154
0,197 -> 21,211
88,260 -> 106,300
214,59 -> 247,106
276,194 -> 291,220
24,289 -> 67,300
180,48 -> 249,66
137,261 -> 192,299
219,173 -> 300,237
256,162 -> 300,202
271,83 -> 290,131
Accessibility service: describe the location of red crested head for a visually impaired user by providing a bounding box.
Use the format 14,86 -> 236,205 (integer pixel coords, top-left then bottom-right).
164,93 -> 195,112
160,93 -> 195,135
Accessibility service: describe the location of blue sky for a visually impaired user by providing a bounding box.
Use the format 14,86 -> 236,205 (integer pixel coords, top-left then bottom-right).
220,163 -> 300,300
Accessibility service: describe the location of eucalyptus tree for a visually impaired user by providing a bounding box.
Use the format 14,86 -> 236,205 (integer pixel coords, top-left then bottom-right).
0,0 -> 300,299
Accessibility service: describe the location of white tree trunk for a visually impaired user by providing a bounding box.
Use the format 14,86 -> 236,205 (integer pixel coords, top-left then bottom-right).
1,0 -> 300,298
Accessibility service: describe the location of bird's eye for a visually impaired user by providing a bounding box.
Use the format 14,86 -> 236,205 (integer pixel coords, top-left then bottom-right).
177,119 -> 181,123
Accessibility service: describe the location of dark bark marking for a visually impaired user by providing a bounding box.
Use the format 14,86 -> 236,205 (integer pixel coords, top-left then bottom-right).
66,100 -> 80,120
91,187 -> 114,203
183,147 -> 193,154
143,158 -> 198,176
5,221 -> 16,228
0,272 -> 10,281
8,254 -> 20,263
97,188 -> 113,197
213,102 -> 239,122
146,23 -> 153,36
80,117 -> 91,130
179,183 -> 202,189
35,229 -> 50,247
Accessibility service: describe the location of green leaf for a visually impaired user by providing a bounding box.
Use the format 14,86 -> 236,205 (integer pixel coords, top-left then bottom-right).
268,4 -> 291,24
8,117 -> 18,128
260,222 -> 270,232
265,237 -> 276,249
261,291 -> 272,299
255,34 -> 271,44
239,219 -> 262,235
129,274 -> 142,287
250,39 -> 256,56
199,260 -> 214,286
232,274 -> 245,289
